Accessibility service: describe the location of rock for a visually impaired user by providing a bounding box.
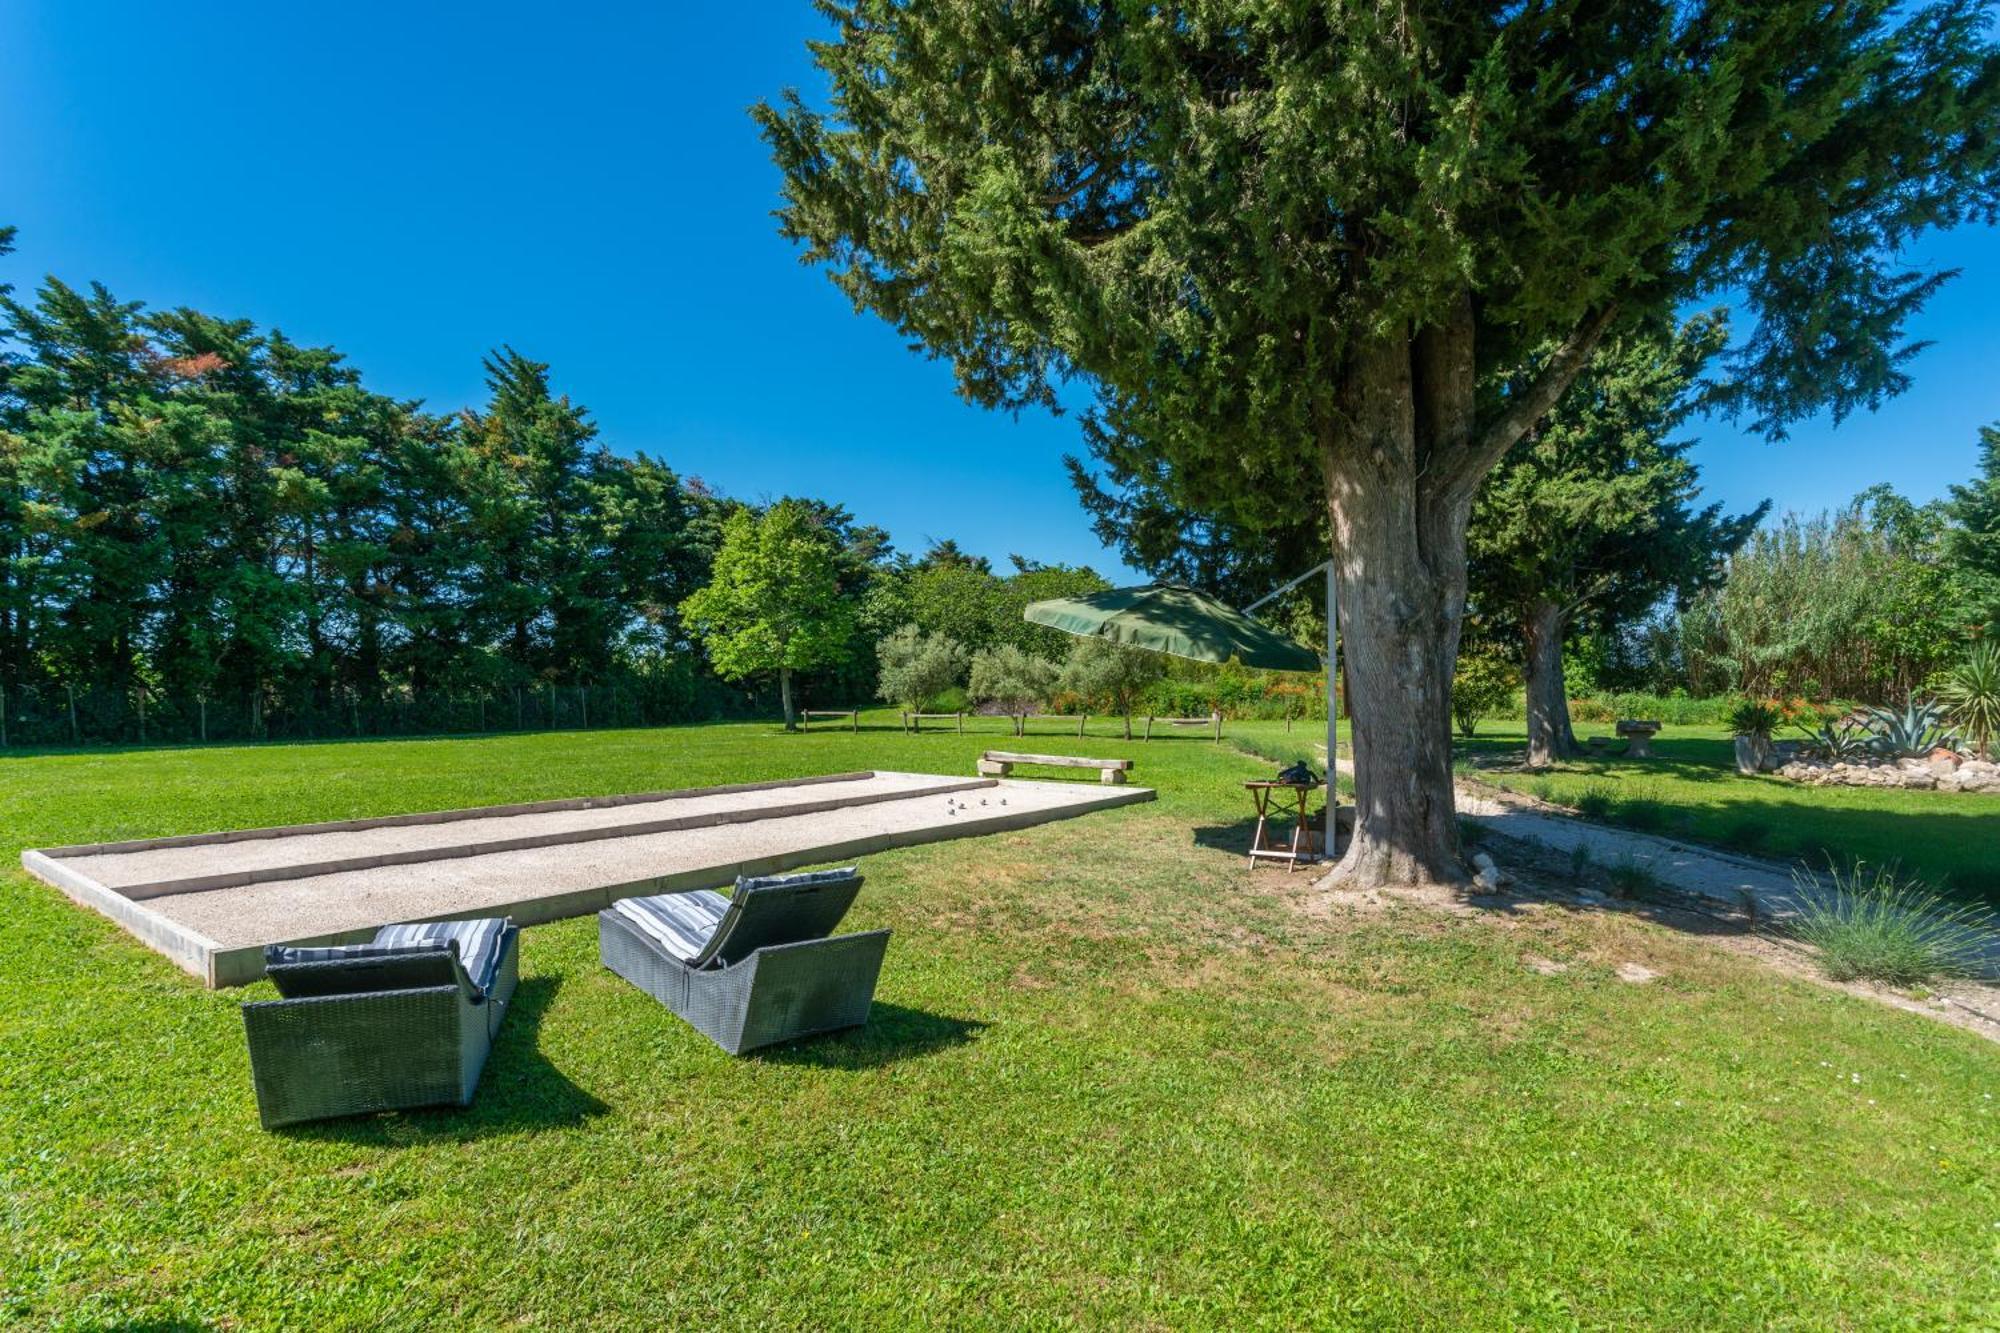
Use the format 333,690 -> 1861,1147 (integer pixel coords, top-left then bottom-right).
1927,752 -> 1960,777
1470,851 -> 1501,890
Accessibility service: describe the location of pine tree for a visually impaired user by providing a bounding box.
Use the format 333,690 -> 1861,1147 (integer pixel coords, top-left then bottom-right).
1469,316 -> 1766,767
759,1 -> 2000,885
1948,425 -> 2000,637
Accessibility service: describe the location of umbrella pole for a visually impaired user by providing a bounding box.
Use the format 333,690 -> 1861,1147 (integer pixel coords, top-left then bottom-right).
1325,563 -> 1338,803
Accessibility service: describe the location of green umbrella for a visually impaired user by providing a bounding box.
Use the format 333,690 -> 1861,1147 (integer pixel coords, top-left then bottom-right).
1023,583 -> 1322,672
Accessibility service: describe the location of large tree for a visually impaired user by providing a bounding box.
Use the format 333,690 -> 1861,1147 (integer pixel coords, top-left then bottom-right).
682,499 -> 857,728
758,2 -> 2000,885
1469,315 -> 1765,767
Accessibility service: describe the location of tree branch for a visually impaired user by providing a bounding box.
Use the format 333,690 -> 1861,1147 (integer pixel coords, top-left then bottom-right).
1441,305 -> 1619,510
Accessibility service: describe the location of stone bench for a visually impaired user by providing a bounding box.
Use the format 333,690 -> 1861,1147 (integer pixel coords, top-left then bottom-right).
1144,712 -> 1222,740
1615,719 -> 1663,758
976,750 -> 1133,785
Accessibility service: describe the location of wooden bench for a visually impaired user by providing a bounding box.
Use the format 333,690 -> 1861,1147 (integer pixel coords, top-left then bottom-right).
1144,712 -> 1221,741
799,709 -> 858,732
902,711 -> 964,734
977,750 -> 1133,785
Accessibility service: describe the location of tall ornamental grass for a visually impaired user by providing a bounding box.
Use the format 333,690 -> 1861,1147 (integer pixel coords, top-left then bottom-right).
1787,861 -> 1994,987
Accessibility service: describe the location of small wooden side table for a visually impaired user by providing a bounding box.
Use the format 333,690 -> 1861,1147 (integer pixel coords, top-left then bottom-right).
1244,781 -> 1322,871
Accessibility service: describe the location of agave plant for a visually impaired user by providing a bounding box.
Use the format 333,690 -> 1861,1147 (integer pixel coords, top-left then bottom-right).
1795,715 -> 1871,761
1859,692 -> 1959,759
1937,642 -> 2000,758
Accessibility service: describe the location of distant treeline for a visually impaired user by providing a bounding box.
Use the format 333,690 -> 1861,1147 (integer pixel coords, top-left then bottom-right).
0,246 -> 1133,737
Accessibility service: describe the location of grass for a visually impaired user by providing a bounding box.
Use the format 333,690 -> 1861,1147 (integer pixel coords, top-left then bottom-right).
1,714 -> 1997,1327
1788,861 -> 1996,987
1459,721 -> 2000,905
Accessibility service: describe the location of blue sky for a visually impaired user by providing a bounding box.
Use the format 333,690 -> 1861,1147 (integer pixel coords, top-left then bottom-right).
5,3 -> 1997,578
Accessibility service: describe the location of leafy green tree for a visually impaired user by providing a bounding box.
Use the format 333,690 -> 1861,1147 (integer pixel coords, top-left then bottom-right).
1947,424 -> 2000,635
968,643 -> 1058,713
995,558 -> 1111,658
1058,637 -> 1166,741
876,624 -> 969,714
904,558 -> 1003,649
1450,646 -> 1517,740
1468,316 -> 1765,766
759,1 -> 2000,884
683,500 -> 856,728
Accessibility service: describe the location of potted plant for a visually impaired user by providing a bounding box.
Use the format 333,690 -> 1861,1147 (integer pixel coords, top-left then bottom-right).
1727,698 -> 1784,775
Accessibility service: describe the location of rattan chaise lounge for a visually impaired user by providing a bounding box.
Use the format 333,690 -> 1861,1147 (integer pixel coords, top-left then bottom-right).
598,867 -> 888,1054
241,917 -> 520,1128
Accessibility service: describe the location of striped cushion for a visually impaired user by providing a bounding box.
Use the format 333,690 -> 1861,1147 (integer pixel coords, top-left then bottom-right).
373,918 -> 509,996
264,939 -> 449,969
611,890 -> 730,963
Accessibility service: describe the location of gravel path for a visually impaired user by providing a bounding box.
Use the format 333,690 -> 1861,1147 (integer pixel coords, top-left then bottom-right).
1321,751 -> 2000,973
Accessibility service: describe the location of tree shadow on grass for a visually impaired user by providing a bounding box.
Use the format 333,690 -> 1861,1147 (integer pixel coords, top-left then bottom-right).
276,976 -> 609,1145
751,1003 -> 986,1070
1457,734 -> 1739,785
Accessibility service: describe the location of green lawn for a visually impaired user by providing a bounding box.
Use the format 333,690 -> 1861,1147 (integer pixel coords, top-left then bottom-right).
1456,721 -> 2000,904
4,720 -> 1997,1328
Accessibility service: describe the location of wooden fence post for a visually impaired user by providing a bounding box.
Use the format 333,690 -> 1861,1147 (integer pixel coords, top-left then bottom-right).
199,695 -> 207,743
67,685 -> 78,745
1,682 -> 7,748
580,686 -> 588,729
137,687 -> 146,742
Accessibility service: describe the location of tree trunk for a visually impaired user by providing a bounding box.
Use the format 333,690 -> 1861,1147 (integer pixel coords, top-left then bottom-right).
1523,600 -> 1579,768
1321,326 -> 1470,888
780,666 -> 796,730
1309,300 -> 1614,889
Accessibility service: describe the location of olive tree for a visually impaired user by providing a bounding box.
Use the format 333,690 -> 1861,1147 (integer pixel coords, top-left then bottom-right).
758,1 -> 2000,884
1057,637 -> 1165,740
969,643 -> 1059,713
876,624 -> 969,714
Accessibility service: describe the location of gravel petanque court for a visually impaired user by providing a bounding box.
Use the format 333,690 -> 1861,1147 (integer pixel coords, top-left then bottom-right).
24,769 -> 1153,986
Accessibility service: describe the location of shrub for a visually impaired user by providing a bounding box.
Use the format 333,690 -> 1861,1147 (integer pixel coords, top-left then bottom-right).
1451,647 -> 1517,737
1528,777 -> 1557,804
1787,861 -> 1993,986
1614,798 -> 1668,833
1574,785 -> 1614,821
1607,856 -> 1662,899
1938,642 -> 2000,757
1569,691 -> 1734,726
1722,817 -> 1772,852
927,685 -> 971,713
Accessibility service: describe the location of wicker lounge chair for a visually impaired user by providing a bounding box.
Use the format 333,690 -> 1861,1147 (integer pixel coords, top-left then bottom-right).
599,867 -> 888,1054
241,917 -> 520,1128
